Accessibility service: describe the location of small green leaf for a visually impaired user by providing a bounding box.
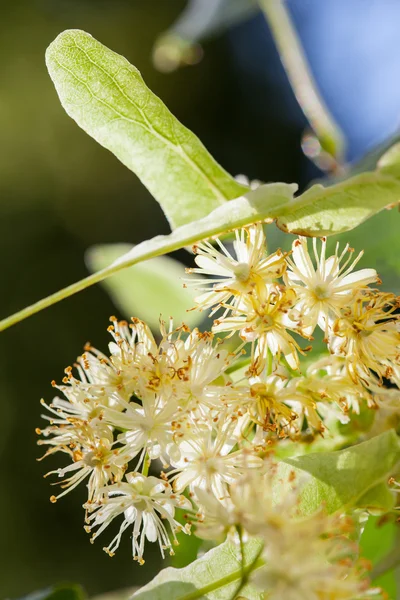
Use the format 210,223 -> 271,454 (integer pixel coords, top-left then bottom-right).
20,585 -> 86,600
277,430 -> 400,516
85,244 -> 203,330
276,170 -> 400,236
131,538 -> 264,600
45,29 -> 246,229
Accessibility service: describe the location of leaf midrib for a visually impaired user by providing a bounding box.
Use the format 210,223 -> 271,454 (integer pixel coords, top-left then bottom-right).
277,171 -> 400,217
148,556 -> 265,600
53,36 -> 232,204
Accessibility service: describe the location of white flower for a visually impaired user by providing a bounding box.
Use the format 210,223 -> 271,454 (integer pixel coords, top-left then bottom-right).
195,467 -> 299,541
254,513 -> 372,600
300,356 -> 371,423
285,237 -> 378,338
218,374 -> 322,437
367,387 -> 400,436
186,224 -> 286,315
162,327 -> 234,411
193,487 -> 239,542
40,424 -> 127,503
213,286 -> 304,374
86,473 -> 191,563
38,383 -> 127,503
74,344 -> 136,406
37,389 -> 107,450
103,394 -> 180,468
109,318 -> 234,411
169,419 -> 262,499
329,292 -> 400,383
108,317 -> 170,398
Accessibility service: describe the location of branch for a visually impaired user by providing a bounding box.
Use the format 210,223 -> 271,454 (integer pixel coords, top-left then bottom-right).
259,0 -> 345,165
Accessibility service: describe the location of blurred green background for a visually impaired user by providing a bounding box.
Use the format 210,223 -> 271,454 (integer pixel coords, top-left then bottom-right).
2,1 -> 400,598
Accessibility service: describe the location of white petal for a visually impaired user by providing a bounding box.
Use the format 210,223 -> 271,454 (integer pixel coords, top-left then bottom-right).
195,255 -> 233,277
336,268 -> 377,291
143,512 -> 158,542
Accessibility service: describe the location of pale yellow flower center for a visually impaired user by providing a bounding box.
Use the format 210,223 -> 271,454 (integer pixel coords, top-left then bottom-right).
313,284 -> 331,300
82,441 -> 111,467
233,262 -> 251,282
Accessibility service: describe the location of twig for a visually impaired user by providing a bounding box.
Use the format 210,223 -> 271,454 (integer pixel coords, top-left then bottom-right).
259,0 -> 345,164
229,531 -> 264,600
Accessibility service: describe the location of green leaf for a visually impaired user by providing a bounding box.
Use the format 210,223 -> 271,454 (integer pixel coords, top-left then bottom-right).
20,585 -> 86,600
356,482 -> 397,515
275,170 -> 400,236
45,29 -> 246,229
46,30 -> 400,238
85,244 -> 203,331
131,538 -> 264,600
277,430 -> 400,516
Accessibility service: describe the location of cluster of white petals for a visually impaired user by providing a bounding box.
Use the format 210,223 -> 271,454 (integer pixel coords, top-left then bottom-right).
37,223 -> 399,597
38,317 -> 259,562
190,224 -> 400,400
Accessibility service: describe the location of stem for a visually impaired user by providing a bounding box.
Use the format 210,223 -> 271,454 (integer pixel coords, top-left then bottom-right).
266,349 -> 274,376
282,356 -> 299,378
239,526 -> 246,581
0,266 -> 116,333
178,549 -> 265,600
230,534 -> 265,600
259,0 -> 345,162
142,453 -> 151,477
0,185 -> 296,334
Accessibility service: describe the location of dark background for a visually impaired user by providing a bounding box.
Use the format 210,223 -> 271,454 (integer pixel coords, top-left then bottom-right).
2,1 -> 400,597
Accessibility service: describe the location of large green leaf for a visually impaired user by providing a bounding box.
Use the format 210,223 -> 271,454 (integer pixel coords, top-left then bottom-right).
45,29 -> 246,229
86,244 -> 203,331
131,538 -> 264,600
278,430 -> 400,515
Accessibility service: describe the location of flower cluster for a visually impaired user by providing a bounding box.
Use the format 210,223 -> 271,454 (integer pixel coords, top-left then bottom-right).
38,317 -> 261,563
37,223 -> 399,597
189,225 -> 395,383
188,225 -> 400,433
